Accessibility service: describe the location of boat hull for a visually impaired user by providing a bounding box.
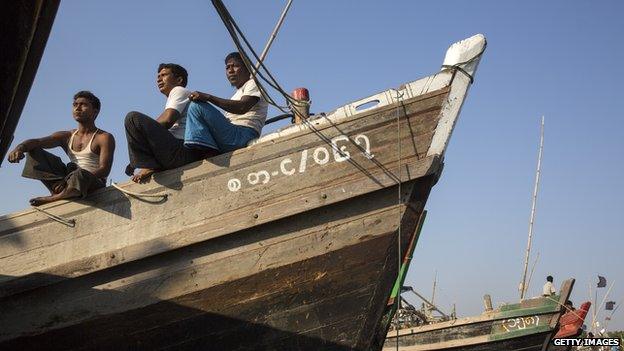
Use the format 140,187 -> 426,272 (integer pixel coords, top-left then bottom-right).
1,34 -> 486,351
383,280 -> 574,351
1,178 -> 432,350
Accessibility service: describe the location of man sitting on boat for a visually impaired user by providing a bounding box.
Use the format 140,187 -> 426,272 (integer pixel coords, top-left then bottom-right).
543,275 -> 556,296
6,91 -> 115,206
184,52 -> 267,154
124,63 -> 214,183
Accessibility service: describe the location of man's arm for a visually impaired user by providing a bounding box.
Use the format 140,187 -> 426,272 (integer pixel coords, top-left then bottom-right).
157,86 -> 188,129
190,92 -> 259,115
156,108 -> 181,129
90,133 -> 115,179
7,131 -> 70,163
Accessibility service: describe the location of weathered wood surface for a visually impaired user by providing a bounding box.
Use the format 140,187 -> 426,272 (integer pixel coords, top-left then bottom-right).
0,34 -> 485,350
1,176 -> 432,350
0,86 -> 449,299
383,279 -> 574,351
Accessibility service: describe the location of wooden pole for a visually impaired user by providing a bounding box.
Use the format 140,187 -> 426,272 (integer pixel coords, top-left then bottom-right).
430,271 -> 437,318
254,0 -> 293,73
520,116 -> 544,299
525,252 -> 540,296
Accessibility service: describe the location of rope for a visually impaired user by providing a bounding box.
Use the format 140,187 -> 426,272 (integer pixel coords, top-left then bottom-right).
394,89 -> 405,351
32,206 -> 75,227
440,39 -> 487,84
543,295 -> 590,323
211,0 -> 300,113
112,183 -> 169,201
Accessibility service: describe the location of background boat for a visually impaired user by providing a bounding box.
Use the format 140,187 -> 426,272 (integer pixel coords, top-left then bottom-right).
383,279 -> 574,351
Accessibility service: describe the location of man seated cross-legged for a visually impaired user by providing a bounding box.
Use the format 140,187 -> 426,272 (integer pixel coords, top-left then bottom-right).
6,91 -> 115,206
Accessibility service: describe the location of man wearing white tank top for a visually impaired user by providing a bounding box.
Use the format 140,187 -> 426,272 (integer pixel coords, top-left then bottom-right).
7,91 -> 115,206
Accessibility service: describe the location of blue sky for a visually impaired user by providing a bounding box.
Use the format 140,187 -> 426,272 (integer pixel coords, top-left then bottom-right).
2,0 -> 623,331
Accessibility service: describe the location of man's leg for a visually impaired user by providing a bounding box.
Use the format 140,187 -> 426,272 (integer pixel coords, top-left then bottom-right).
184,102 -> 258,153
21,148 -> 68,194
124,111 -> 208,183
30,169 -> 105,206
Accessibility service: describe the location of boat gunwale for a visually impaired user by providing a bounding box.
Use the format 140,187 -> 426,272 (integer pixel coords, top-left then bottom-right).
0,83 -> 452,224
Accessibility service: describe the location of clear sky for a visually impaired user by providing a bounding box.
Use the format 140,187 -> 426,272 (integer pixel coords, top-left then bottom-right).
1,0 -> 623,331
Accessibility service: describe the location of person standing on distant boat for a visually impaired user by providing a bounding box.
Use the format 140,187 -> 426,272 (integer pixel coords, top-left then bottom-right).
543,275 -> 556,296
6,91 -> 115,206
183,52 -> 267,154
124,63 -> 214,183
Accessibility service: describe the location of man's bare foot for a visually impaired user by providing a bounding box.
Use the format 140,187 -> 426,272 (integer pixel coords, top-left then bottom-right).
131,168 -> 156,183
29,188 -> 80,206
30,195 -> 59,206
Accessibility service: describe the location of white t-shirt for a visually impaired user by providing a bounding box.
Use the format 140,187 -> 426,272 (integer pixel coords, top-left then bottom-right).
224,79 -> 268,134
542,281 -> 556,296
166,86 -> 191,139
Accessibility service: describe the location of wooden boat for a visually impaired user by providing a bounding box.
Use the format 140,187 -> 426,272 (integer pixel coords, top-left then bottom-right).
383,279 -> 574,351
0,0 -> 60,164
550,301 -> 591,351
0,34 -> 485,350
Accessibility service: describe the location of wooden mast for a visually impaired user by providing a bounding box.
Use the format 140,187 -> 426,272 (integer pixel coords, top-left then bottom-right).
520,116 -> 544,299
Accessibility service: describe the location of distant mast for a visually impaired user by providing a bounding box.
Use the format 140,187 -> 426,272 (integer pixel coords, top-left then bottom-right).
520,116 -> 545,300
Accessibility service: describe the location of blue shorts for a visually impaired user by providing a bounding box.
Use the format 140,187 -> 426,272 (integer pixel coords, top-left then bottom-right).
184,102 -> 259,153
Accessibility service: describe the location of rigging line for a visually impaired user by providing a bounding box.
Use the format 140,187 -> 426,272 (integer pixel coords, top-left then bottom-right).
440,41 -> 487,84
211,0 -> 298,109
394,88 -> 405,348
210,1 -> 284,110
112,183 -> 169,202
211,2 -> 284,106
31,206 -> 75,227
542,295 -> 589,322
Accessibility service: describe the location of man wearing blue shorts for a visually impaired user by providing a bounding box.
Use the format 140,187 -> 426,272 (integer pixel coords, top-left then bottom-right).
184,52 -> 268,153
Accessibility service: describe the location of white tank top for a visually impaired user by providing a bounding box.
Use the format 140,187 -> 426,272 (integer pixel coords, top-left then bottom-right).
68,129 -> 101,175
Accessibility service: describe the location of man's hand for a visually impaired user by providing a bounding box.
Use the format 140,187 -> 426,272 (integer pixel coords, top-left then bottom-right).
53,180 -> 67,194
189,91 -> 211,102
7,146 -> 25,163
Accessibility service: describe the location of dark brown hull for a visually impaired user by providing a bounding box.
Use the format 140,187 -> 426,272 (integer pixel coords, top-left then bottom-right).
1,177 -> 434,350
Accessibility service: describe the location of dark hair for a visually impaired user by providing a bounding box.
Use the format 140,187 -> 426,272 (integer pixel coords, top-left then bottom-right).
158,63 -> 188,87
547,275 -> 553,282
224,52 -> 244,65
74,91 -> 101,111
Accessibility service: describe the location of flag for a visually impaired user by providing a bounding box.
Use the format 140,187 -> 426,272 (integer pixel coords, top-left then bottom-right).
597,276 -> 607,288
606,301 -> 616,310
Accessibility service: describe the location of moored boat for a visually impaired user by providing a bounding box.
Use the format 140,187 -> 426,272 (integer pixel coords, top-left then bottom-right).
0,16 -> 485,351
383,279 -> 574,351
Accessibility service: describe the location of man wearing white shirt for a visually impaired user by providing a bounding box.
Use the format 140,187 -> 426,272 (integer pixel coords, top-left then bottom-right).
124,63 -> 214,183
542,275 -> 556,296
183,52 -> 267,153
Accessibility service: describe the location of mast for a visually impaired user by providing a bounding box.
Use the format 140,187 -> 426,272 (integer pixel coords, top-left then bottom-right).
520,116 -> 545,299
430,271 -> 437,318
254,0 -> 293,72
